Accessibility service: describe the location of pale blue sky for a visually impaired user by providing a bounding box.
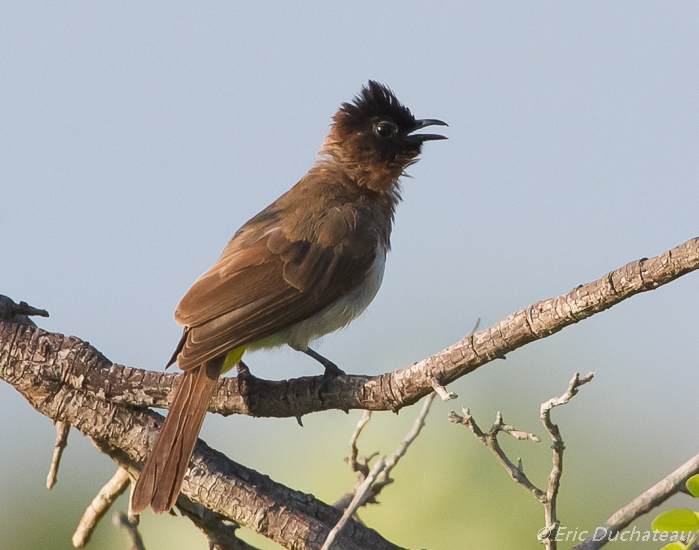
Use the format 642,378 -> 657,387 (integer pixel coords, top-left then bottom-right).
2,3 -> 698,549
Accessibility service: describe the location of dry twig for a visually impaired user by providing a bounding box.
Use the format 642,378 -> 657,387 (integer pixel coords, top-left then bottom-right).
0,294 -> 49,326
449,408 -> 543,497
46,420 -> 70,489
450,372 -> 595,550
73,467 -> 131,547
571,450 -> 699,550
378,393 -> 436,487
347,410 -> 373,478
323,458 -> 386,550
538,372 -> 595,546
113,512 -> 146,550
1,236 -> 697,549
335,393 -> 436,511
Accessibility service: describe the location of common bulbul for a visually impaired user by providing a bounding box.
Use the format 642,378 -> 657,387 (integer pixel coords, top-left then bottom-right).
131,81 -> 447,514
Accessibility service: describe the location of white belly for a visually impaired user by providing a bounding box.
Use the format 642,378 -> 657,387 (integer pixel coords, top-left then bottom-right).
252,246 -> 387,351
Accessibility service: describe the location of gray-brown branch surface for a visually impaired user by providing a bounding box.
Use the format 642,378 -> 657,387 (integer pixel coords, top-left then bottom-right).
1,236 -> 698,549
0,320 -> 402,550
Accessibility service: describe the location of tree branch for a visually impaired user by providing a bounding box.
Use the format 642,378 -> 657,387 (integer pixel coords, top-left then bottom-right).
1,235 -> 697,548
4,332 -> 404,550
571,451 -> 699,550
5,237 -> 698,420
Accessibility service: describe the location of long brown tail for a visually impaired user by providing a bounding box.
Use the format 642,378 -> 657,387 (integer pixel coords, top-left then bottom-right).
132,357 -> 223,514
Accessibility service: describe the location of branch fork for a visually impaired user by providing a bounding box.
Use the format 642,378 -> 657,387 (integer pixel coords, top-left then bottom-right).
1,235 -> 698,549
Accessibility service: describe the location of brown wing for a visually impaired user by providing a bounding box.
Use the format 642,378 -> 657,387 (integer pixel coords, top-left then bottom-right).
172,202 -> 377,371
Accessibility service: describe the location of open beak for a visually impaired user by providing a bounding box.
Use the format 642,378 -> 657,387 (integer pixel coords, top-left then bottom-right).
406,119 -> 449,142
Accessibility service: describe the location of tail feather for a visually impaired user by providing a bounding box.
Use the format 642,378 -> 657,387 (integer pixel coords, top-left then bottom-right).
132,358 -> 222,514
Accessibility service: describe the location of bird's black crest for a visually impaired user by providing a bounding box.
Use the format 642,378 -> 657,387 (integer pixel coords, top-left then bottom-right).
335,81 -> 416,131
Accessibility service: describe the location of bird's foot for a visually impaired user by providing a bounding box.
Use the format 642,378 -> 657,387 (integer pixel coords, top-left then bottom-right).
236,360 -> 252,378
236,360 -> 259,401
304,348 -> 345,377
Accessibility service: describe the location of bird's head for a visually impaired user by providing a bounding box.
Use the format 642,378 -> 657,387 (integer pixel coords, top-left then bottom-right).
321,81 -> 447,192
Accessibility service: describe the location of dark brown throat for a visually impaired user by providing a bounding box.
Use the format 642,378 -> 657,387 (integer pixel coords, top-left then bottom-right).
317,130 -> 414,194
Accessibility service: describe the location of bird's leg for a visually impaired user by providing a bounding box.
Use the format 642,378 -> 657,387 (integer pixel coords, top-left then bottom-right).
304,347 -> 345,377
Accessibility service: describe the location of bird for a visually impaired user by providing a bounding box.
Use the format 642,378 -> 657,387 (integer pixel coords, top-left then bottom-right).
131,80 -> 447,515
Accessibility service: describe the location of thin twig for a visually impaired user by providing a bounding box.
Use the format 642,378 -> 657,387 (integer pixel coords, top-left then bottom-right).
494,411 -> 541,442
113,512 -> 146,550
379,392 -> 437,485
539,371 -> 595,548
451,372 -> 595,550
72,467 -> 131,547
0,294 -> 49,326
322,457 -> 386,550
571,450 -> 699,550
541,372 -> 596,423
335,394 -> 437,510
347,410 -> 372,476
449,408 -> 544,498
46,420 -> 70,489
466,317 -> 481,339
430,378 -> 458,401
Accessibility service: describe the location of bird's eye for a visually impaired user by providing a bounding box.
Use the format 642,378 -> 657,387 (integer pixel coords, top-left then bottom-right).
374,121 -> 398,138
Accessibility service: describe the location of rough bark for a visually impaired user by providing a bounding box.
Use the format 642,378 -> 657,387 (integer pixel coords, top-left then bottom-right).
1,235 -> 697,549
